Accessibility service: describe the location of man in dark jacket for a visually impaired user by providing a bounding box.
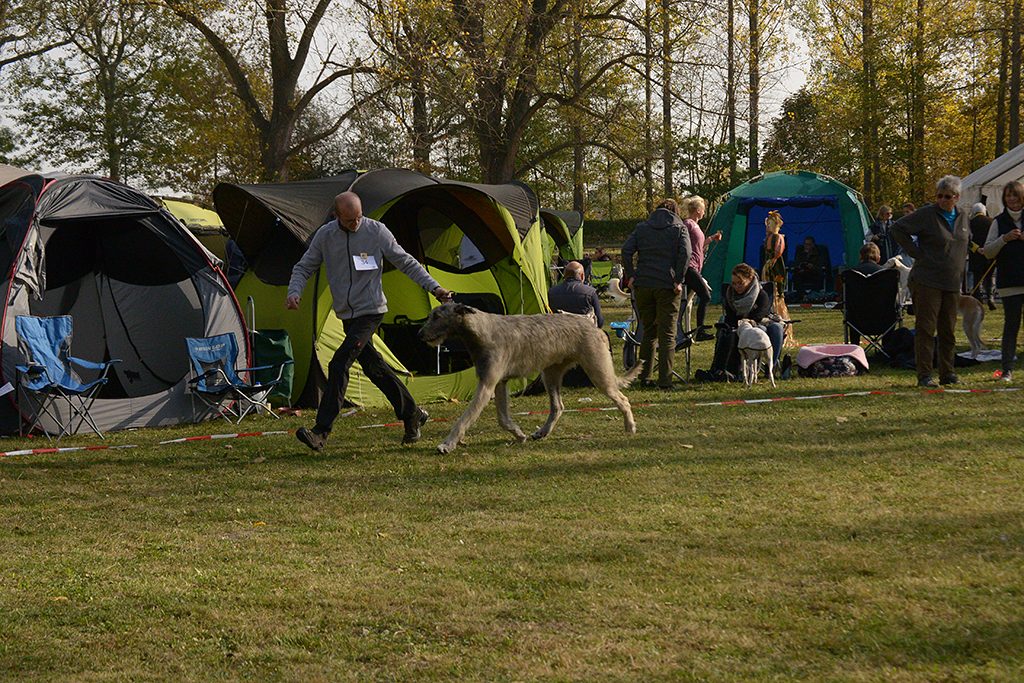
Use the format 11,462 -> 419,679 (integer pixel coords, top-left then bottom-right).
548,260 -> 604,328
892,176 -> 970,387
621,199 -> 692,389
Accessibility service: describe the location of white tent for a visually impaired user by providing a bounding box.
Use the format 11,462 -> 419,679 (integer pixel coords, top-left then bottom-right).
961,142 -> 1024,216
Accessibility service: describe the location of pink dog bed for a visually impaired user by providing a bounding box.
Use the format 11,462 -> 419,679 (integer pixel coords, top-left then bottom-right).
795,344 -> 869,371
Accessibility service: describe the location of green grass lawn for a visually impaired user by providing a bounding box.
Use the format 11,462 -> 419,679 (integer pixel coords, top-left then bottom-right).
1,302 -> 1022,682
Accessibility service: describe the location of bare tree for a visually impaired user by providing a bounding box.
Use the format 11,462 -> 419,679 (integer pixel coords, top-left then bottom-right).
160,0 -> 375,181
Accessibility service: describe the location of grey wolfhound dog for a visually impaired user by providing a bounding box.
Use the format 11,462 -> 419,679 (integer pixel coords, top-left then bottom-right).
418,303 -> 644,453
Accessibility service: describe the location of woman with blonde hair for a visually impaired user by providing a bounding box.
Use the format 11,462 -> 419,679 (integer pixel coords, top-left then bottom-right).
679,196 -> 722,342
762,210 -> 787,287
761,210 -> 794,346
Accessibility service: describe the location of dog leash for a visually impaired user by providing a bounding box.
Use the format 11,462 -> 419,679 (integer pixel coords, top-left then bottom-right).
967,258 -> 997,298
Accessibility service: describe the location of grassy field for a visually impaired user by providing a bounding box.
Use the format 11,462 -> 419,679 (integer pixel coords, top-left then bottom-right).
1,302 -> 1022,682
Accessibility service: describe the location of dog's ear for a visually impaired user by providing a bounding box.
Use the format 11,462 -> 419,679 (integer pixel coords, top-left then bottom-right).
454,304 -> 474,315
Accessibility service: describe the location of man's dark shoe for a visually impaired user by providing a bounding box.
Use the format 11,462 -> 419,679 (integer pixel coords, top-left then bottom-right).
917,375 -> 939,388
296,426 -> 327,452
695,330 -> 716,342
657,384 -> 681,391
639,379 -> 658,388
939,374 -> 963,386
402,407 -> 429,444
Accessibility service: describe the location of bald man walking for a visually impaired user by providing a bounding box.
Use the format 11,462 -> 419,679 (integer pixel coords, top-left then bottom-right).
287,192 -> 451,451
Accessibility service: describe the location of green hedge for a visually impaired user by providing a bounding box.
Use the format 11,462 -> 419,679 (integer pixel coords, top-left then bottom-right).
582,219 -> 640,249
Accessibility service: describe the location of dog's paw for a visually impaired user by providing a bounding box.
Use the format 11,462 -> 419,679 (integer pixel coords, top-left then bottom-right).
529,429 -> 549,440
436,441 -> 457,454
625,422 -> 637,434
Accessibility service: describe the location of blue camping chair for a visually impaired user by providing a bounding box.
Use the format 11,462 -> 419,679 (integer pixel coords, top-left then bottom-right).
185,333 -> 293,424
15,315 -> 120,441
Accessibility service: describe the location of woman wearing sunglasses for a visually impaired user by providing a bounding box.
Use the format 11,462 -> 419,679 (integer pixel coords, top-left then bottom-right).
892,176 -> 971,388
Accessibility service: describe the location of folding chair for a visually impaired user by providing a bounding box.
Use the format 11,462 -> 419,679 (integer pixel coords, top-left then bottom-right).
185,333 -> 293,423
15,315 -> 120,441
841,268 -> 903,357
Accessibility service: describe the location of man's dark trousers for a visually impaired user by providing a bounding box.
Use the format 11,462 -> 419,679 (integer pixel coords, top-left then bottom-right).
315,313 -> 416,433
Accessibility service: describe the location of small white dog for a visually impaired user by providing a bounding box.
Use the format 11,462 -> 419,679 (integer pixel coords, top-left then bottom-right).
883,254 -> 913,305
737,319 -> 776,388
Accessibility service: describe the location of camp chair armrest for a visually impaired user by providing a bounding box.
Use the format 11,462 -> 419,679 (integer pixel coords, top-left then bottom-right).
15,363 -> 53,382
240,360 -> 294,383
69,356 -> 120,372
15,362 -> 48,373
239,361 -> 293,374
187,368 -> 232,388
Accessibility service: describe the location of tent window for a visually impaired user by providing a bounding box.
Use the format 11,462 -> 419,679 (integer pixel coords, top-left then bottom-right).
379,195 -> 506,273
44,216 -> 191,289
0,188 -> 35,280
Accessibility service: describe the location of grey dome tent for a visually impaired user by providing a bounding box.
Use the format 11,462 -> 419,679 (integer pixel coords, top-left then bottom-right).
0,167 -> 248,435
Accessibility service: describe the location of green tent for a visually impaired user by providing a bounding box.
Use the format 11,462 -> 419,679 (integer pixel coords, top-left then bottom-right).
539,209 -> 584,285
159,197 -> 230,260
212,169 -> 549,408
703,170 -> 871,302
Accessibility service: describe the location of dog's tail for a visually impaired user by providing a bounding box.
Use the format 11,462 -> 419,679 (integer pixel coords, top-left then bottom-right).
618,360 -> 645,387
607,278 -> 630,302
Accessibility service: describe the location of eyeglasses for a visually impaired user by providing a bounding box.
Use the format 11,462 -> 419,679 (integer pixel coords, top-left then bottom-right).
936,193 -> 957,200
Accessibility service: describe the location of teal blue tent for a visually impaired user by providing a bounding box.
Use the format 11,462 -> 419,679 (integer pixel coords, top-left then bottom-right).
703,171 -> 871,302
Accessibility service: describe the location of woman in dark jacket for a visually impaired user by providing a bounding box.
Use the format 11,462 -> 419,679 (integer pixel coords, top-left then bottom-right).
983,180 -> 1024,382
704,263 -> 784,380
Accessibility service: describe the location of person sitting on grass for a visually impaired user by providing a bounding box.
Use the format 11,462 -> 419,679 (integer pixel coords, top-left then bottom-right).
696,263 -> 785,382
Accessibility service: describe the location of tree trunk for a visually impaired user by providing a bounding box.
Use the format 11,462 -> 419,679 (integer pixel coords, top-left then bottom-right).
728,0 -> 736,182
572,12 -> 584,212
862,0 -> 874,205
1011,0 -> 1021,148
409,50 -> 432,174
909,0 -> 926,202
644,0 -> 654,210
997,2 -> 1009,157
748,0 -> 760,176
662,0 -> 673,199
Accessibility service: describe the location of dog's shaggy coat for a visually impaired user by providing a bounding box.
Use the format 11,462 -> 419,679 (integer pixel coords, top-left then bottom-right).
418,304 -> 643,453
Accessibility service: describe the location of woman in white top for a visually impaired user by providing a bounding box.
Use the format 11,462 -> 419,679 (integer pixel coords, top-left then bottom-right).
983,180 -> 1024,382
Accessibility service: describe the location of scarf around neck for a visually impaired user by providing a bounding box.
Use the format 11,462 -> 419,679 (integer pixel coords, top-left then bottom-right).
731,278 -> 761,317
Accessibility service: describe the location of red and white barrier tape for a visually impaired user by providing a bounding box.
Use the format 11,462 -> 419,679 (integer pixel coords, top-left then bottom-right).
0,444 -> 138,458
159,430 -> 294,444
692,390 -> 890,406
357,403 -> 657,430
693,386 -> 1021,407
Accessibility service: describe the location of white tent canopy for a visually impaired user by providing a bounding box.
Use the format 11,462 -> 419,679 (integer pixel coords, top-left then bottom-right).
961,142 -> 1024,216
